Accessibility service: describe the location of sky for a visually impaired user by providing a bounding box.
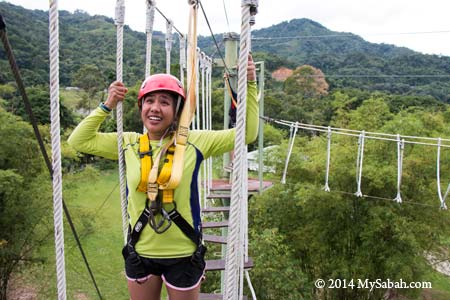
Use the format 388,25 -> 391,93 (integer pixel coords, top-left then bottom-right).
2,0 -> 450,56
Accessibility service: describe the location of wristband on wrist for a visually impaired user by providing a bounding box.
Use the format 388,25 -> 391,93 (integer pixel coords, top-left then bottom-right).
99,102 -> 112,113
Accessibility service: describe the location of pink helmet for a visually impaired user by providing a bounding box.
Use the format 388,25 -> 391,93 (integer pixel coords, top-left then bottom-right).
138,74 -> 185,106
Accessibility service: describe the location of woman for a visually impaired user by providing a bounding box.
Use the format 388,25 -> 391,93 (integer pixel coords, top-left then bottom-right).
68,55 -> 258,300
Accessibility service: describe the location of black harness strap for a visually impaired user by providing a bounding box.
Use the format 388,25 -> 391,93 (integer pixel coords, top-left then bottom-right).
167,209 -> 201,246
124,201 -> 203,257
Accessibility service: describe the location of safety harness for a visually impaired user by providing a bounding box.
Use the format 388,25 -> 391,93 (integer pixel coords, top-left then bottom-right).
123,133 -> 206,272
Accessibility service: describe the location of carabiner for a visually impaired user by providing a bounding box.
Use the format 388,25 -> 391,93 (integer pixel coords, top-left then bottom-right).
148,204 -> 172,233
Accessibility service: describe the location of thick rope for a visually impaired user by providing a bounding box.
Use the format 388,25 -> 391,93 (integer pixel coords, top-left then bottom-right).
115,0 -> 128,244
394,134 -> 404,203
165,18 -> 173,74
145,0 -> 155,78
178,32 -> 186,84
49,1 -> 66,299
207,57 -> 213,195
195,48 -> 201,130
281,122 -> 298,184
436,138 -> 449,209
324,126 -> 332,192
200,52 -> 207,208
224,1 -> 255,298
355,131 -> 365,197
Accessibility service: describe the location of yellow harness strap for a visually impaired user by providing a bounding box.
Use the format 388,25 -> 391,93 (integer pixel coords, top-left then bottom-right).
137,134 -> 176,204
137,134 -> 152,193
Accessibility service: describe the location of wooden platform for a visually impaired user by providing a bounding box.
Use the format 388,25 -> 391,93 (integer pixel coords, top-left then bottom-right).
202,221 -> 229,228
209,178 -> 273,193
202,206 -> 230,213
205,258 -> 254,271
203,234 -> 227,244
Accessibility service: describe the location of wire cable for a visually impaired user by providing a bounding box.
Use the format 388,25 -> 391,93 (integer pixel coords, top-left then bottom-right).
251,30 -> 450,41
222,0 -> 231,33
154,6 -> 184,38
198,0 -> 231,74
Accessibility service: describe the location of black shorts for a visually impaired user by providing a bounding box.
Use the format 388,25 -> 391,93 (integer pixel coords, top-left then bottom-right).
125,254 -> 206,290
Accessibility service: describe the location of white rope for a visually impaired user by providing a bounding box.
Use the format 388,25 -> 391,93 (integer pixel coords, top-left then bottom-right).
178,32 -> 186,84
394,134 -> 404,203
436,138 -> 449,209
49,1 -> 66,299
165,18 -> 173,74
224,1 -> 255,298
200,52 -> 207,208
281,122 -> 298,184
268,117 -> 450,147
355,131 -> 365,197
145,0 -> 155,78
195,48 -> 201,130
324,126 -> 332,192
207,57 -> 213,198
115,0 -> 128,244
245,270 -> 258,300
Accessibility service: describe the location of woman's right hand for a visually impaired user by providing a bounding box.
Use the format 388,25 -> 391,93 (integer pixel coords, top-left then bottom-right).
104,81 -> 128,110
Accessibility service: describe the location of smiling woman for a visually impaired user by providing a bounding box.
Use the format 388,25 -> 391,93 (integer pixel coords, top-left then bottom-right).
68,54 -> 258,300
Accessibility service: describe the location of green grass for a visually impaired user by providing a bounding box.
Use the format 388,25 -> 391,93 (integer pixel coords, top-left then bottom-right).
60,89 -> 85,111
19,168 -> 130,299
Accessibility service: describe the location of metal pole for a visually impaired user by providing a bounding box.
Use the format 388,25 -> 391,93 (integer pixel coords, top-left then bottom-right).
257,61 -> 265,194
222,32 -> 239,179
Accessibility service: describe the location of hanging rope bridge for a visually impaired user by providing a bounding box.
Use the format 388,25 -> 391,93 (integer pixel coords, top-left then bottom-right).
263,116 -> 450,210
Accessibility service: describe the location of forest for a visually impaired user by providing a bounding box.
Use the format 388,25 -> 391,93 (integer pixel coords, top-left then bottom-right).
0,2 -> 449,300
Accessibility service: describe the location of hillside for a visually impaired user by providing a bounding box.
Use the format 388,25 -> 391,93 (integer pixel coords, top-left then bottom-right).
1,2 -> 450,101
0,2 -> 167,86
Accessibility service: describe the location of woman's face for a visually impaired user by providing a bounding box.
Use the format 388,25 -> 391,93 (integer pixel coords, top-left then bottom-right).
141,91 -> 176,140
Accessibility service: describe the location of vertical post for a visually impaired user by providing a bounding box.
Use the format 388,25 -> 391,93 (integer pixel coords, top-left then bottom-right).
222,32 -> 239,178
257,61 -> 265,194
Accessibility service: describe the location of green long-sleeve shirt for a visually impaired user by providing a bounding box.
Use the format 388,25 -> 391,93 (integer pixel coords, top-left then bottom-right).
68,81 -> 258,258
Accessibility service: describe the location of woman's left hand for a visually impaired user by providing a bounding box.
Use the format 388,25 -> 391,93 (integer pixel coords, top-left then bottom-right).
247,54 -> 256,81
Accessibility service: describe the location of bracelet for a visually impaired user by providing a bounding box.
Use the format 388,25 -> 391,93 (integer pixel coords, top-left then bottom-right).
99,102 -> 112,113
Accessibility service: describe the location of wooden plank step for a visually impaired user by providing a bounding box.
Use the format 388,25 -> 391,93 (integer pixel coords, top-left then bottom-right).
199,293 -> 247,300
206,194 -> 231,199
202,221 -> 229,229
203,234 -> 227,244
202,206 -> 230,213
205,258 -> 254,271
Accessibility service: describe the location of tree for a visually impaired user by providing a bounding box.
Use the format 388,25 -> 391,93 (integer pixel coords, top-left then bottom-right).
72,64 -> 106,95
0,107 -> 52,300
250,98 -> 450,299
4,85 -> 76,129
284,65 -> 329,98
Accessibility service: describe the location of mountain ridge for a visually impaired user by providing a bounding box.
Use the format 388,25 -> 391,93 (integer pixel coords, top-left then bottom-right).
1,2 -> 450,102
